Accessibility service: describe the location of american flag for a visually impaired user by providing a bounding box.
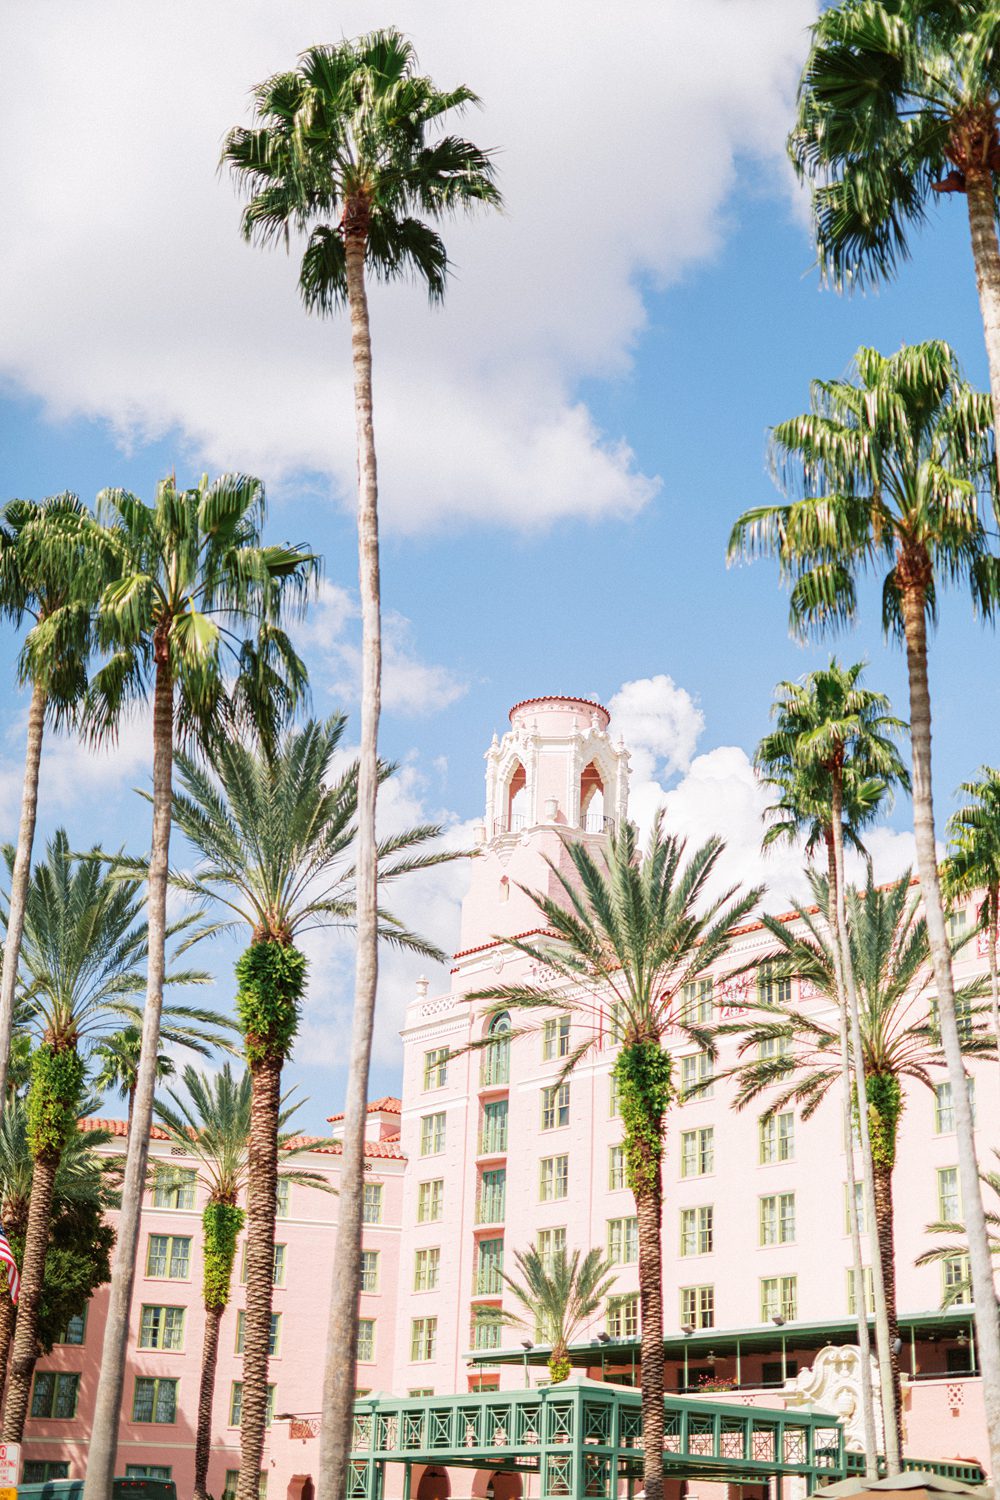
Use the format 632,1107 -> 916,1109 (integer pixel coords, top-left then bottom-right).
0,1223 -> 19,1305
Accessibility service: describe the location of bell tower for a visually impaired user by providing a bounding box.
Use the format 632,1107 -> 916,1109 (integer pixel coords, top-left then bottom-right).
454,696 -> 630,962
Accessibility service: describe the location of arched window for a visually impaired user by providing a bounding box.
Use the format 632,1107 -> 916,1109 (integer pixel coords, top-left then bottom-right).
481,1011 -> 511,1087
499,876 -> 510,903
506,762 -> 528,833
579,762 -> 606,833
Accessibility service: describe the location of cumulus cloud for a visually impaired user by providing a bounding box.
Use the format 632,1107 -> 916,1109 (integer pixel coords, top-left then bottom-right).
0,0 -> 815,531
609,674 -> 705,781
299,581 -> 468,716
0,707 -> 153,837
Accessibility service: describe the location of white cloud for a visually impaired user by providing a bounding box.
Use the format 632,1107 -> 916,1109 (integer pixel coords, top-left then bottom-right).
0,706 -> 153,837
609,674 -> 705,781
299,580 -> 468,716
0,0 -> 815,531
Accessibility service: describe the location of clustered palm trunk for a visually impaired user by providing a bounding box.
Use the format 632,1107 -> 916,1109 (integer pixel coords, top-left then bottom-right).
616,1038 -> 672,1500
235,938 -> 305,1500
867,1074 -> 905,1439
196,1199 -> 245,1500
0,681 -> 46,1108
320,195 -> 384,1500
2,1039 -> 84,1439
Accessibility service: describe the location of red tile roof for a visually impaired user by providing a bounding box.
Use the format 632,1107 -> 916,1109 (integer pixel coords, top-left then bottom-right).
80,1116 -> 169,1140
326,1096 -> 402,1124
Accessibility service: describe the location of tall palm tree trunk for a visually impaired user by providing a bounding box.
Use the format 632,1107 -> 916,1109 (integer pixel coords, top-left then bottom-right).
635,1166 -> 665,1500
84,646 -> 174,1500
900,580 -> 1000,1478
318,214 -> 383,1500
872,1159 -> 902,1431
195,1301 -> 225,1500
0,1281 -> 14,1409
0,683 -> 46,1108
826,837 -> 879,1473
830,775 -> 901,1469
2,1152 -> 57,1439
987,894 -> 1000,1105
238,1050 -> 282,1500
965,172 -> 1000,490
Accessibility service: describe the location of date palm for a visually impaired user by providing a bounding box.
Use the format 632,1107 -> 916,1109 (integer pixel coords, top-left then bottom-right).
81,471 -> 316,1500
729,338 -> 1000,1476
723,868 -> 989,1448
92,1020 -> 238,1135
945,766 -> 1000,1092
0,493 -> 109,1108
153,1063 -> 331,1500
471,816 -> 761,1500
789,1 -> 1000,477
222,42 -> 500,1495
487,1245 -> 616,1385
167,715 -> 460,1495
755,661 -> 909,1465
0,830 -> 211,1440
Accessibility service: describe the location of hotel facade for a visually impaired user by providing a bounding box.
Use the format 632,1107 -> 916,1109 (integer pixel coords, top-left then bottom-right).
15,696 -> 1000,1495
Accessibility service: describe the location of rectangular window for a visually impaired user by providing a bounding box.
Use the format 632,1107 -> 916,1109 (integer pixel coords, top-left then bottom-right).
132,1376 -> 178,1424
758,1032 -> 791,1063
476,1237 -> 505,1295
408,1389 -> 434,1398
609,1073 -> 620,1118
608,1144 -> 626,1191
411,1316 -> 437,1362
420,1112 -> 447,1156
235,1310 -> 281,1357
478,1169 -> 506,1224
357,1318 -> 376,1362
680,1285 -> 714,1330
680,1127 -> 714,1178
138,1304 -> 185,1351
680,1205 -> 714,1257
844,1181 -> 867,1236
846,1266 -> 875,1316
929,997 -> 973,1043
607,1216 -> 639,1265
760,1193 -> 796,1246
934,1078 -> 975,1133
414,1247 -> 441,1292
240,1242 -> 286,1286
362,1183 -> 383,1225
423,1048 -> 449,1091
229,1381 -> 275,1428
223,1473 -> 267,1500
152,1166 -> 196,1210
757,965 -> 792,1007
607,1293 -> 640,1339
758,1112 -> 794,1164
480,1099 -> 508,1155
146,1232 -> 192,1280
938,1167 -> 961,1221
942,1255 -> 971,1306
539,1155 -> 569,1201
948,908 -> 969,941
471,1309 -> 502,1350
275,1178 -> 291,1219
417,1180 -> 444,1223
30,1370 -> 80,1419
537,1226 -> 566,1270
540,1082 -> 570,1131
542,1016 -> 571,1061
126,1468 -> 173,1481
760,1275 -> 797,1322
360,1249 -> 380,1294
680,1050 -> 714,1101
56,1310 -> 87,1346
680,979 -> 714,1025
23,1464 -> 71,1483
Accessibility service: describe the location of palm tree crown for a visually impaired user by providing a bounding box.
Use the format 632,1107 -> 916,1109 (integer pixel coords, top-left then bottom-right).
222,29 -> 501,311
492,1246 -> 617,1384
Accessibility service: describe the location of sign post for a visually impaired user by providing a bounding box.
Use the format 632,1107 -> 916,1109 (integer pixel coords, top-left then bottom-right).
0,1437 -> 20,1498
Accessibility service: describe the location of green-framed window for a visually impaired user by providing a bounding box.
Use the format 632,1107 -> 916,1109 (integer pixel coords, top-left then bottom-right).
146,1232 -> 191,1279
30,1370 -> 80,1419
414,1247 -> 441,1291
138,1304 -> 185,1351
132,1376 -> 178,1424
235,1310 -> 280,1356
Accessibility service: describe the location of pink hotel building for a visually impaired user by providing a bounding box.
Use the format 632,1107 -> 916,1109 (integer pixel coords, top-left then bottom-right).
16,696 -> 1000,1495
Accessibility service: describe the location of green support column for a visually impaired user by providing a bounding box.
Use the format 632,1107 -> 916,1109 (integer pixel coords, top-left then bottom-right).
403,1467 -> 412,1500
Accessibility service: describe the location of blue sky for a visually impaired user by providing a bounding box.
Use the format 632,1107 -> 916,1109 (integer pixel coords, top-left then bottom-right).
2,2 -> 999,1131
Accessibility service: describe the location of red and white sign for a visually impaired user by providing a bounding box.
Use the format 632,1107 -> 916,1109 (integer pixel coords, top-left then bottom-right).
0,1443 -> 20,1486
290,1418 -> 319,1441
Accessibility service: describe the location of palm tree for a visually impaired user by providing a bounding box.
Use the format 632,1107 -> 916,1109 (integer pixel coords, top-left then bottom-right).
0,1099 -> 117,1407
788,2 -> 1000,475
81,471 -> 316,1500
0,830 -> 211,1441
93,1020 -> 238,1134
723,868 -> 990,1450
471,816 -> 761,1500
729,339 -> 1000,1476
153,1064 -> 331,1500
754,661 -> 909,1466
167,716 -> 460,1497
487,1246 -> 616,1385
222,44 -> 500,1496
0,493 -> 109,1107
945,767 -> 1000,1088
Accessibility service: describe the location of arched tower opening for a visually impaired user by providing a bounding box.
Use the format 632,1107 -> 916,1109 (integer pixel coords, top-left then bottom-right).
505,761 -> 527,833
579,761 -> 606,833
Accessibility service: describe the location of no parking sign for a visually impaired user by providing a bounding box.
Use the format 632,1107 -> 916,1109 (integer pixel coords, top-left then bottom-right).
0,1437 -> 19,1498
